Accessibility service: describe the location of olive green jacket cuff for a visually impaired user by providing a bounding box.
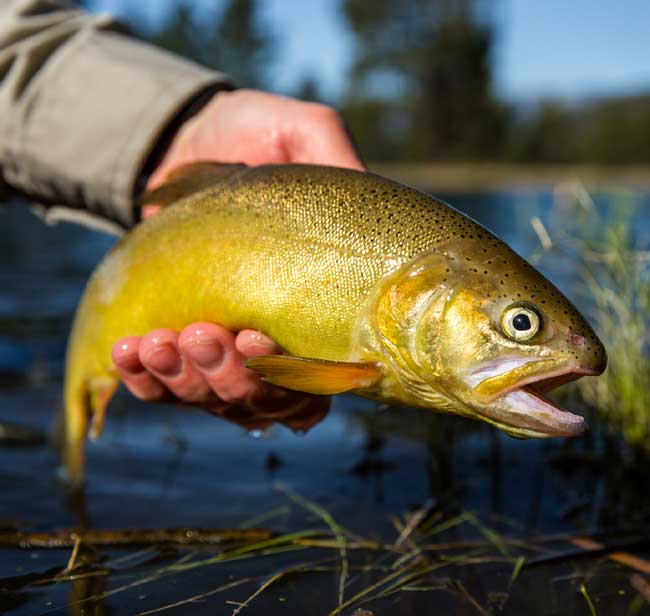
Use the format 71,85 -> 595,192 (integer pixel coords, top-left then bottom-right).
0,1 -> 230,234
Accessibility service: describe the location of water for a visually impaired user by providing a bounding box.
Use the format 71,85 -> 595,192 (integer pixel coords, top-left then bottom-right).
1,193 -> 650,615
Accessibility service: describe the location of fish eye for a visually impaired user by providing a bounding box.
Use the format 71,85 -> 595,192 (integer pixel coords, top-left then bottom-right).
500,304 -> 541,342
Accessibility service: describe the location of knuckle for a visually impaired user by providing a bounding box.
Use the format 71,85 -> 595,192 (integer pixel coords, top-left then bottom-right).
130,385 -> 165,402
168,378 -> 209,403
130,388 -> 151,401
122,372 -> 168,402
309,103 -> 342,127
213,390 -> 244,405
211,378 -> 254,405
180,322 -> 233,348
142,328 -> 178,347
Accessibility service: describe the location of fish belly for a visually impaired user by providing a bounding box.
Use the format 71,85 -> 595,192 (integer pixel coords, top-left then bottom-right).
62,211 -> 388,483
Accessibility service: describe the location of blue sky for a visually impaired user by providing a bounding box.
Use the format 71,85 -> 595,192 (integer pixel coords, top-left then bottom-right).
91,0 -> 650,103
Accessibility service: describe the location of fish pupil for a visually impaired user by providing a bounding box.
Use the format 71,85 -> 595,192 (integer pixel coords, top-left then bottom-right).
513,314 -> 531,331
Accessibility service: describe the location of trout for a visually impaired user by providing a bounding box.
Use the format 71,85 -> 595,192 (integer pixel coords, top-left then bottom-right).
64,163 -> 607,484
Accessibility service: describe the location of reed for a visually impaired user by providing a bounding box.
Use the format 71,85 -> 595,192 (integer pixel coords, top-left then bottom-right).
530,181 -> 650,447
19,486 -> 649,615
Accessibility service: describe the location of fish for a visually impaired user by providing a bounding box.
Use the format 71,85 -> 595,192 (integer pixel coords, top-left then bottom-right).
63,163 -> 607,484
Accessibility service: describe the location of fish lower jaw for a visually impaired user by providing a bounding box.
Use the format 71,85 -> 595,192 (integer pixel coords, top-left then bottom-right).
467,364 -> 600,438
474,385 -> 585,439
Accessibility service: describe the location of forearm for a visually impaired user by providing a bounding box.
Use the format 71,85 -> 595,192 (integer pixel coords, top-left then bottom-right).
0,0 -> 229,232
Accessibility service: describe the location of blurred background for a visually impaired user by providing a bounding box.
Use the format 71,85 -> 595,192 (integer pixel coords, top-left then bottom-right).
2,2 -> 650,614
92,0 -> 650,167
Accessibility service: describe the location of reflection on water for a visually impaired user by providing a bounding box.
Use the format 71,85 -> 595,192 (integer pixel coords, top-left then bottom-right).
1,193 -> 650,615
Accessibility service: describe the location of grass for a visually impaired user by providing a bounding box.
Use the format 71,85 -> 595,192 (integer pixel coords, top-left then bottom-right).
11,486 -> 650,615
580,582 -> 598,616
529,181 -> 650,448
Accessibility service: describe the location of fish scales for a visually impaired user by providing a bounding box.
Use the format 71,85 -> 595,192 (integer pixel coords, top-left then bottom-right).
63,163 -> 606,484
82,165 -> 481,360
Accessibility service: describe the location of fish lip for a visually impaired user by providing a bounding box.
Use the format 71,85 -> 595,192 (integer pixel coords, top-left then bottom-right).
470,363 -> 598,438
473,363 -> 599,404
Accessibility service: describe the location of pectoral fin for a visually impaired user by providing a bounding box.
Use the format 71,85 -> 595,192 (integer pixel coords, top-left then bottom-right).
245,356 -> 382,395
140,162 -> 248,208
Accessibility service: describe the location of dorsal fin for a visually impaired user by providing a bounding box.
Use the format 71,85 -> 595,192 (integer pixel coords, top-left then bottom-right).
139,162 -> 247,208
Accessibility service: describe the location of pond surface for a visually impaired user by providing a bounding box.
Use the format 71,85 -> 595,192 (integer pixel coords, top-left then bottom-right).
1,190 -> 650,615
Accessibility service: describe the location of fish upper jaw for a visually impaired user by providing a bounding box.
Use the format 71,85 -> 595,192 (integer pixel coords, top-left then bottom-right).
464,356 -> 603,438
467,357 -> 595,404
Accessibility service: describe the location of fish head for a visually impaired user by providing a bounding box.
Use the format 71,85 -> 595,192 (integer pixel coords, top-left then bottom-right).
378,238 -> 607,438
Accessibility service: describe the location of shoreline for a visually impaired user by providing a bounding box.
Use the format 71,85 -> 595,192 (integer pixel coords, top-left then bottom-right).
369,162 -> 650,192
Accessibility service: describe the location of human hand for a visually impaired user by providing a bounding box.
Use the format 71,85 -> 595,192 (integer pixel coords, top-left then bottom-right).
113,90 -> 362,431
112,324 -> 329,433
143,89 -> 364,215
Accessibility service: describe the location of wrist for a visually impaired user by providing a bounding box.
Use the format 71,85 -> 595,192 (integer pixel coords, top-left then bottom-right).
137,85 -> 229,200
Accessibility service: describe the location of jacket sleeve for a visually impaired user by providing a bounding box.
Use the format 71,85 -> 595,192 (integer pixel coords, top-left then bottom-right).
0,0 -> 230,233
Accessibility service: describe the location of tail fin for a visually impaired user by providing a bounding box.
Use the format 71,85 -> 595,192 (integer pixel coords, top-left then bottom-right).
63,379 -> 89,486
63,375 -> 118,486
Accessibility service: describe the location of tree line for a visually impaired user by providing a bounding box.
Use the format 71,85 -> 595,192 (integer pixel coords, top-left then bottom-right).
132,0 -> 650,164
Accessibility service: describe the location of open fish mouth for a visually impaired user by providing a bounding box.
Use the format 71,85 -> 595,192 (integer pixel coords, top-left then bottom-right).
467,360 -> 601,438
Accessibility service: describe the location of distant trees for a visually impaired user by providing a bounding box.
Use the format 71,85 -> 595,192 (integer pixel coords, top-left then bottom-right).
507,102 -> 578,163
131,0 -> 650,164
507,96 -> 650,164
294,76 -> 321,103
147,2 -> 199,61
340,0 -> 509,161
339,0 -> 650,164
576,95 -> 650,164
146,0 -> 273,89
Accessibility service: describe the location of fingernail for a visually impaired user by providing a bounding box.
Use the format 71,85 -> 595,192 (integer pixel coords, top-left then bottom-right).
144,343 -> 181,376
238,334 -> 276,355
183,337 -> 224,370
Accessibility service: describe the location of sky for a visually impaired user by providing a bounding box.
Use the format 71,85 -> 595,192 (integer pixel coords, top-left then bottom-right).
91,0 -> 650,103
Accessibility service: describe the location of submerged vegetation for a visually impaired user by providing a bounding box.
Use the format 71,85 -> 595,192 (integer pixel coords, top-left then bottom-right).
4,484 -> 650,615
530,183 -> 650,449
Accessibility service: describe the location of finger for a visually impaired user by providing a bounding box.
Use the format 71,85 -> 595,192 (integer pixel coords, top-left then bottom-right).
179,322 -> 262,405
139,328 -> 214,403
235,329 -> 334,421
288,104 -> 365,171
235,329 -> 319,415
235,329 -> 282,358
111,336 -> 168,401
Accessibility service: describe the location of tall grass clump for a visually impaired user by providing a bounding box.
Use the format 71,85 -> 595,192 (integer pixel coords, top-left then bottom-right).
530,182 -> 650,447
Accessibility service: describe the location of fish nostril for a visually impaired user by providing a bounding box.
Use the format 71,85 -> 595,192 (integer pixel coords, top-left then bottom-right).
569,330 -> 585,348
